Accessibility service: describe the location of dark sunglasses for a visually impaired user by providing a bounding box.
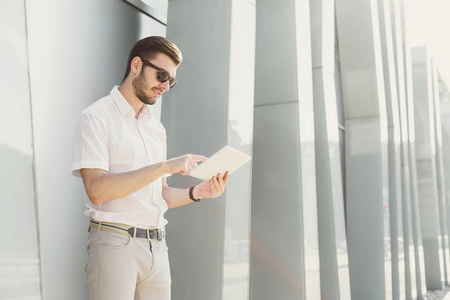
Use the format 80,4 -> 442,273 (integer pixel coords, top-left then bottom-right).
139,57 -> 177,89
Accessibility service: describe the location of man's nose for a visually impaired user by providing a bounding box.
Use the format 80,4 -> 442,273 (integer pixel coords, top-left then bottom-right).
161,80 -> 170,91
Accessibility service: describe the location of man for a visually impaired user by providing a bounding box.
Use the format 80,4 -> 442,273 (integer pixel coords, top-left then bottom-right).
71,36 -> 229,300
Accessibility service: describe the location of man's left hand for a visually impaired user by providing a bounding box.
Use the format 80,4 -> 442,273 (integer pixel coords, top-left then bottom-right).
194,171 -> 230,199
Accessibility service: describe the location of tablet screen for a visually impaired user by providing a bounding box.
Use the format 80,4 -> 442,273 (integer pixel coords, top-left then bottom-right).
189,146 -> 251,181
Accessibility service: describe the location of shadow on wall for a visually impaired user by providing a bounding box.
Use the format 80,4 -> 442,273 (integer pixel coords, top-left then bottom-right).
0,144 -> 36,255
0,144 -> 41,298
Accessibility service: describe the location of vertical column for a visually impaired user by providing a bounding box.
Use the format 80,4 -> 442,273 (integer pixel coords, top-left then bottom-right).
335,0 -> 391,299
390,0 -> 417,298
431,59 -> 450,285
411,46 -> 444,290
250,0 -> 320,299
400,1 -> 428,297
310,0 -> 350,299
440,83 -> 450,285
377,0 -> 405,299
223,1 -> 256,299
163,0 -> 255,299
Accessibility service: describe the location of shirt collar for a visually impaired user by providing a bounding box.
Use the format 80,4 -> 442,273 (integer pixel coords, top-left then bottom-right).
139,103 -> 153,119
111,86 -> 153,119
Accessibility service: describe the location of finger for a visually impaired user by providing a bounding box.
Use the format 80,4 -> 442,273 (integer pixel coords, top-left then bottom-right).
212,176 -> 220,194
185,155 -> 198,171
217,173 -> 224,193
192,154 -> 208,162
223,171 -> 230,185
213,179 -> 220,195
209,179 -> 216,195
190,160 -> 198,171
181,156 -> 191,173
180,160 -> 190,175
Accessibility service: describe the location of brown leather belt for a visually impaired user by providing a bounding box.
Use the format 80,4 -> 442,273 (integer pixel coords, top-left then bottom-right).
89,219 -> 165,240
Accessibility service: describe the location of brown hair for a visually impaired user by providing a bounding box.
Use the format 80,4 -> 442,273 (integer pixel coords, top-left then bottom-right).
122,36 -> 182,81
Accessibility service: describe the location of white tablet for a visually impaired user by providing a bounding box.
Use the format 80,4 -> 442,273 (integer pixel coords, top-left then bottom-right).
189,146 -> 252,181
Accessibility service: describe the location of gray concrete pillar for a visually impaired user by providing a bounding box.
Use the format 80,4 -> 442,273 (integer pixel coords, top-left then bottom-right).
389,0 -> 417,298
400,1 -> 428,297
411,46 -> 444,290
162,1 -> 255,299
431,59 -> 450,285
440,87 -> 450,288
377,0 -> 405,298
335,0 -> 391,299
310,0 -> 350,299
250,0 -> 320,299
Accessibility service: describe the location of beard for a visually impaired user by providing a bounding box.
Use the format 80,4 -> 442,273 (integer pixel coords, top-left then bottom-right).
132,71 -> 160,105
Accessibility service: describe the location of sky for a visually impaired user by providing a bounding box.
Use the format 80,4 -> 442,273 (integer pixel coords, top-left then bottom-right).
407,0 -> 450,85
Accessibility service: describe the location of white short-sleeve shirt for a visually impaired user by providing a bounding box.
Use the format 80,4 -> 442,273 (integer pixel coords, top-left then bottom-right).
71,86 -> 168,229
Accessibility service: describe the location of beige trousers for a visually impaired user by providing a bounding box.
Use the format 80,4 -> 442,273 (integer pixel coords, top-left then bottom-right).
86,229 -> 171,300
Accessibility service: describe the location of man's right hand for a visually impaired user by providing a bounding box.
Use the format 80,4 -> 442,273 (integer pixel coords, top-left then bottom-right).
165,154 -> 207,175
80,154 -> 208,206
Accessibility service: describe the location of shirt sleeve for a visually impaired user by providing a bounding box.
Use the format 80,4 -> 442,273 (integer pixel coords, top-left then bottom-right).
71,112 -> 109,178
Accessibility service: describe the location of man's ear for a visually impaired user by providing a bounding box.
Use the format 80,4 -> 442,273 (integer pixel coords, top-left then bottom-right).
130,56 -> 142,76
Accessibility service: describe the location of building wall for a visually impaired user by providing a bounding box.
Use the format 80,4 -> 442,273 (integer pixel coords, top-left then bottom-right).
1,2 -> 41,299
1,1 -> 167,299
162,0 -> 255,299
2,0 -> 450,299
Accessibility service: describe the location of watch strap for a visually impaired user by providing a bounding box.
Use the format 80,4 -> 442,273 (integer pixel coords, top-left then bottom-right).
189,186 -> 201,202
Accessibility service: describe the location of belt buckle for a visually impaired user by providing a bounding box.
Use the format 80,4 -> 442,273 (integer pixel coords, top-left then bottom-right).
148,229 -> 163,240
147,229 -> 159,240
145,229 -> 164,240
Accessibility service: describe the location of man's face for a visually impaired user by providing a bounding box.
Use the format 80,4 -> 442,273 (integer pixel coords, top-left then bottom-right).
132,53 -> 178,105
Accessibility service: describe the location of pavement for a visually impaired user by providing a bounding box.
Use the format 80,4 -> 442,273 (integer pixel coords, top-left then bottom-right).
427,285 -> 450,300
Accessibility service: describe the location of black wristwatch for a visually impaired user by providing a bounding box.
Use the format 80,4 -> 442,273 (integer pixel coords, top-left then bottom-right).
189,186 -> 201,202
